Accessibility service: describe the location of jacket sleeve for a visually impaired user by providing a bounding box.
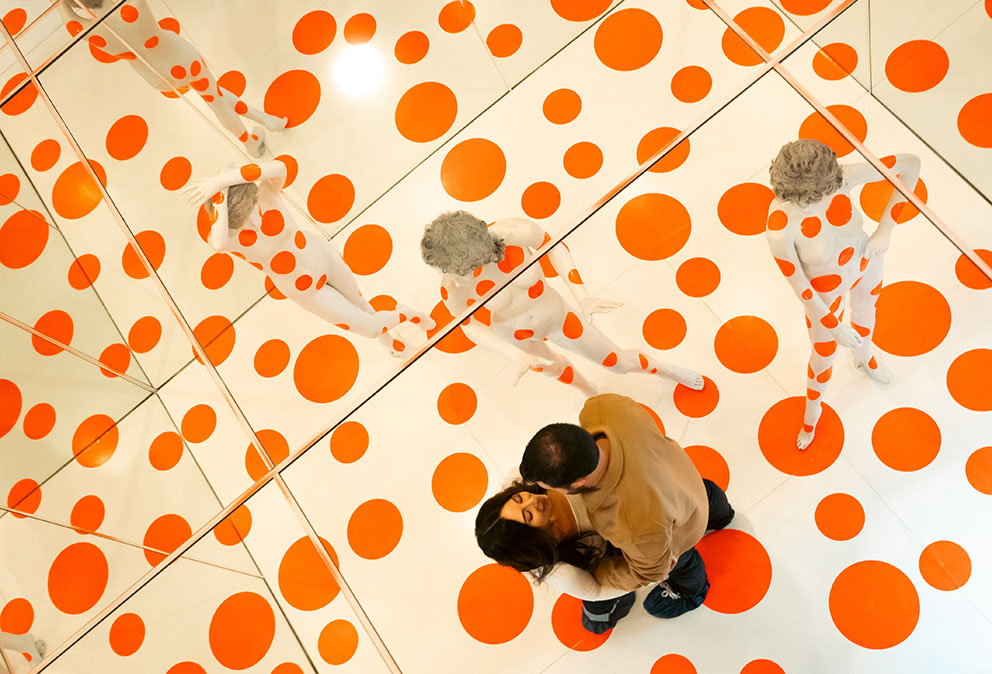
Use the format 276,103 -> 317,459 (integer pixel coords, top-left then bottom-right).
544,563 -> 634,601
590,531 -> 675,591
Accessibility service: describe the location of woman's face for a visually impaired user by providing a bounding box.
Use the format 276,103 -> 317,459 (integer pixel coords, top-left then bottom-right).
499,490 -> 553,532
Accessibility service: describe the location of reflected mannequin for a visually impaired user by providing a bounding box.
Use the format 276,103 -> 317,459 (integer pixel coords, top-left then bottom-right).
57,0 -> 286,156
421,212 -> 704,396
185,161 -> 433,354
0,631 -> 44,671
766,139 -> 920,449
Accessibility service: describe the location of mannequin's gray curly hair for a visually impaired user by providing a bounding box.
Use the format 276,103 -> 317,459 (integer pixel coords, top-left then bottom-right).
421,211 -> 505,277
226,182 -> 259,230
769,139 -> 844,207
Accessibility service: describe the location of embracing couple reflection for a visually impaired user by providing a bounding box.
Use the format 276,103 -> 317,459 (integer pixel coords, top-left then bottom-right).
475,393 -> 734,634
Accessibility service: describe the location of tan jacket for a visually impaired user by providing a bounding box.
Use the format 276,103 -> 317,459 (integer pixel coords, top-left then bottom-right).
579,394 -> 709,591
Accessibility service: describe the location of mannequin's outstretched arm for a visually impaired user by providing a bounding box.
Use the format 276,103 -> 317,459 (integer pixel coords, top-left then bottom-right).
57,0 -> 93,25
863,154 -> 921,258
183,161 -> 287,206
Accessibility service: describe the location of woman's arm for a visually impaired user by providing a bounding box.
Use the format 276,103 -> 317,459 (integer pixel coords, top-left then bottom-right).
545,563 -> 632,602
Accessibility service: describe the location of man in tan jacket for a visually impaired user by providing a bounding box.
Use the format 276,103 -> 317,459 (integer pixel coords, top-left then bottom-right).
520,393 -> 734,632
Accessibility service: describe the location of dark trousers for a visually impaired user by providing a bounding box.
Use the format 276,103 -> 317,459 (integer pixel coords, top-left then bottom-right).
581,479 -> 733,631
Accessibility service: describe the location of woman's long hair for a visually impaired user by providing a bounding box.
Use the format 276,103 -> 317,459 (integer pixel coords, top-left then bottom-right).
474,481 -> 603,583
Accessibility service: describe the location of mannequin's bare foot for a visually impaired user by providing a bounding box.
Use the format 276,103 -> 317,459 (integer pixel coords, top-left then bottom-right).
244,126 -> 266,157
797,426 -> 815,450
397,303 -> 436,331
854,351 -> 892,384
666,365 -> 704,390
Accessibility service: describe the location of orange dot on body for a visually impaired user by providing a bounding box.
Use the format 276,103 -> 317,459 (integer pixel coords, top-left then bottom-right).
48,542 -> 108,614
718,183 -> 775,236
676,257 -> 721,297
684,445 -> 730,491
551,593 -> 612,650
637,127 -> 690,173
192,315 -> 236,366
543,88 -> 581,124
885,40 -> 948,93
348,499 -> 402,559
106,115 -> 148,161
31,139 -> 61,171
674,376 -> 719,418
643,308 -> 687,350
254,339 -> 290,378
128,316 -> 161,354
278,536 -> 340,610
759,397 -> 844,475
966,446 -> 992,494
594,8 -> 663,72
143,513 -> 191,566
330,420 -> 369,463
798,104 -> 868,158
344,12 -> 376,44
441,138 -> 506,202
714,316 -> 778,374
433,453 -> 488,512
148,431 -> 183,471
919,540 -> 971,591
458,563 -> 534,644
947,349 -> 992,411
68,253 -> 101,289
395,81 -> 458,143
551,0 -> 611,21
813,42 -> 859,80
209,592 -> 275,670
23,402 -> 55,440
958,94 -> 992,148
318,619 -> 358,665
815,492 -> 865,541
344,224 -> 392,275
696,529 -> 772,613
439,1 -> 475,32
109,612 -> 144,656
395,30 -> 429,64
98,343 -> 131,378
871,407 -> 940,472
859,176 -> 927,224
954,249 -> 992,290
563,141 -> 603,179
722,7 -> 785,66
307,173 -> 355,223
32,309 -> 73,355
0,598 -> 33,634
615,193 -> 691,261
671,66 -> 712,103
437,382 -> 477,424
72,414 -> 118,468
293,10 -> 336,55
264,70 -> 321,128
487,23 -> 523,58
873,281 -> 950,357
0,209 -> 49,269
121,230 -> 166,280
181,404 -> 216,444
829,560 -> 919,648
293,335 -> 360,403
521,181 -> 561,219
213,505 -> 253,546
6,479 -> 40,515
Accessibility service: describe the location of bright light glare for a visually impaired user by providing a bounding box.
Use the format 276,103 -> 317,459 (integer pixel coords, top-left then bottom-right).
333,45 -> 385,97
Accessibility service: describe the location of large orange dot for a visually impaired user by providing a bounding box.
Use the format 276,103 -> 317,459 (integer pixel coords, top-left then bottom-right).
2,8 -> 27,35
98,343 -> 131,378
873,281 -> 950,357
347,499 -> 402,559
858,176 -> 927,224
128,316 -> 161,354
636,127 -> 690,173
615,193 -> 691,261
52,160 -> 108,220
72,414 -> 118,468
966,446 -> 992,494
813,42 -> 859,81
714,315 -> 778,374
650,654 -> 697,674
143,513 -> 191,566
0,598 -> 33,634
427,300 -> 476,354
671,65 -> 712,103
68,253 -> 101,289
181,404 -> 217,444
441,138 -> 506,202
318,619 -> 358,665
829,560 -> 919,648
109,612 -> 145,656
192,315 -> 236,366
71,494 -> 105,533
433,453 -> 488,512
885,40 -> 948,93
722,7 -> 785,66
31,138 -> 61,171
395,31 -> 429,64
48,542 -> 109,614
344,224 -> 392,275
264,70 -> 321,128
292,10 -> 336,55
200,253 -> 233,290
919,540 -> 970,591
23,402 -> 56,440
458,563 -> 533,644
521,181 -> 561,219
594,8 -> 663,72
213,505 -> 252,546
32,309 -> 74,356
0,209 -> 49,269
551,593 -> 611,650
6,478 -> 40,516
208,592 -> 275,670
437,382 -> 477,424
121,229 -> 166,280
293,335 -> 359,404
696,529 -> 772,613
278,536 -> 340,610
684,445 -> 730,491
395,82 -> 458,143
758,397 -> 844,475
105,115 -> 149,160
676,257 -> 720,298
954,249 -> 992,290
718,183 -> 775,236
148,431 -> 183,471
871,407 -> 940,472
438,0 -> 475,32
551,0 -> 611,21
307,173 -> 355,223
947,349 -> 992,411
0,379 -> 20,439
543,88 -> 581,124
674,376 -> 719,418
958,94 -> 992,148
642,308 -> 687,350
815,493 -> 864,541
798,105 -> 868,158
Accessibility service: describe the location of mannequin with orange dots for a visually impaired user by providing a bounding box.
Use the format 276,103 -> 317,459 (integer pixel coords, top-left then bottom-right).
421,211 -> 705,396
186,161 -> 433,354
57,0 -> 286,156
766,139 -> 920,450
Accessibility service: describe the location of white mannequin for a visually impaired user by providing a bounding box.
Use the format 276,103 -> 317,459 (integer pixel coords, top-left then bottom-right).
766,140 -> 920,449
0,631 -> 44,672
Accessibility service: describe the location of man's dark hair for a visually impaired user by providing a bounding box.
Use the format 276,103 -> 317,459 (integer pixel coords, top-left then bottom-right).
520,423 -> 599,488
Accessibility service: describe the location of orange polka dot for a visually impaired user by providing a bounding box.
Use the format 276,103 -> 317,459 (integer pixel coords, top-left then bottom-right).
0,598 -> 33,635
458,563 -> 533,644
966,446 -> 992,494
293,335 -> 359,403
615,193 -> 691,261
487,23 -> 522,58
798,104 -> 868,158
815,493 -> 864,541
676,257 -> 721,298
636,127 -> 690,173
650,654 -> 696,674
954,249 -> 992,290
813,43 -> 859,81
810,274 -> 840,292
919,540 -> 970,591
395,30 -> 429,64
68,253 -> 101,289
192,315 -> 236,366
947,349 -> 992,411
274,154 -> 298,188
395,81 -> 458,143
829,560 -> 919,648
98,343 -> 131,378
696,529 -> 772,613
52,160 -> 108,219
293,10 -> 336,55
0,173 -> 20,204
643,308 -> 687,350
23,402 -> 55,440
859,176 -> 927,224
213,505 -> 252,546
885,40 -> 948,93
48,542 -> 108,614
759,397 -> 844,475
433,453 -> 488,512
437,382 -> 477,424
594,8 -> 663,72
673,376 -> 719,418
307,173 -> 355,223
427,300 -> 476,354
551,0 -> 611,21
209,592 -> 275,669
264,70 -> 320,128
343,224 -> 392,275
0,209 -> 49,269
121,230 -> 165,280
245,428 -> 289,479
671,65 -> 712,103
551,593 -> 612,650
31,138 -> 61,171
72,414 -> 118,468
128,316 -> 161,354
684,445 -> 730,491
181,404 -> 216,444
740,659 -> 785,674
958,93 -> 992,148
718,183 -> 776,236
348,499 -> 402,559
148,431 -> 183,471
344,13 -> 376,44
521,181 -> 561,219
6,479 -> 40,515
781,0 -> 831,13
441,138 -> 506,202
871,407 -> 940,472
800,216 -> 822,238
254,339 -> 290,378
143,513 -> 191,566
873,281 -> 950,357
563,141 -> 603,179
2,8 -> 27,35
279,536 -> 340,610
330,420 -> 369,463
439,1 -> 475,32
0,380 -> 19,440
261,210 -> 286,236
166,663 -> 205,674
217,70 -> 246,97
106,115 -> 148,160
32,309 -> 73,355
714,316 -> 778,374
543,88 -> 581,124
1,74 -> 38,116
318,619 -> 358,665
272,664 -> 305,674
722,7 -> 785,66
200,253 -> 234,290
109,612 -> 144,656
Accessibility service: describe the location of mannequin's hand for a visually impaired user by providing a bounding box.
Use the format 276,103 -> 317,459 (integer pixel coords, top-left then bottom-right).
580,296 -> 622,317
181,178 -> 223,207
512,355 -> 557,385
833,323 -> 863,349
864,232 -> 891,259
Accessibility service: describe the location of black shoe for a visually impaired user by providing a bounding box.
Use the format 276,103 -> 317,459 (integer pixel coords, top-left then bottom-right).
642,581 -> 708,618
580,591 -> 636,634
